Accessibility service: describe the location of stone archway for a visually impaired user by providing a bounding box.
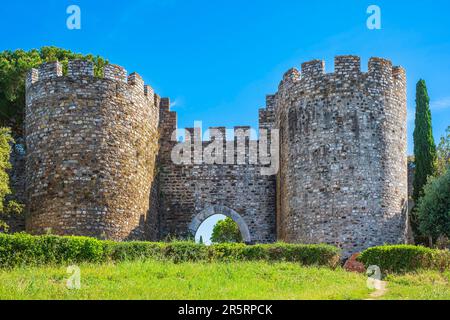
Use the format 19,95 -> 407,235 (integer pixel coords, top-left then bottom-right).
188,205 -> 251,243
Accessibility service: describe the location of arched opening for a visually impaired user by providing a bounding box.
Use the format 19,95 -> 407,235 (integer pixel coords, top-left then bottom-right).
189,205 -> 251,244
194,214 -> 227,245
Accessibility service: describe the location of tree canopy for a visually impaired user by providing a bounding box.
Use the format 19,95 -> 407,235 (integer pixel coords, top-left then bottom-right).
436,126 -> 450,176
0,47 -> 108,135
417,168 -> 450,243
210,217 -> 243,244
0,127 -> 13,232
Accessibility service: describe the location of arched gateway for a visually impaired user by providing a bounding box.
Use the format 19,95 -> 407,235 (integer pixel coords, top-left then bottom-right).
188,205 -> 251,243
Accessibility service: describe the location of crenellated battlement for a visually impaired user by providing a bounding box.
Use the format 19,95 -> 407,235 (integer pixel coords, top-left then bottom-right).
278,56 -> 405,92
334,55 -> 361,77
68,60 -> 94,77
301,59 -> 325,78
104,64 -> 127,82
26,60 -> 156,100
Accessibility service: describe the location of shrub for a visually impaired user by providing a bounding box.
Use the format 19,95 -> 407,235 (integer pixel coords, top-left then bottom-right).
0,233 -> 104,268
417,168 -> 450,244
358,245 -> 450,274
0,234 -> 341,269
102,241 -> 164,262
161,241 -> 209,263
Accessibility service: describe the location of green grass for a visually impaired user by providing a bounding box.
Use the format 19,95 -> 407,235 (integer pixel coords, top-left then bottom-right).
0,260 -> 449,300
383,271 -> 450,300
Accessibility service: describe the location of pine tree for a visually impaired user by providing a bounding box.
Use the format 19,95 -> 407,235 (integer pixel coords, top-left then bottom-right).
413,79 -> 437,202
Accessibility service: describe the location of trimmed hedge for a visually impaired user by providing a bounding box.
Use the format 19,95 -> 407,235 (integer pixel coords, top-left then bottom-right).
0,233 -> 104,268
0,233 -> 341,269
358,245 -> 450,274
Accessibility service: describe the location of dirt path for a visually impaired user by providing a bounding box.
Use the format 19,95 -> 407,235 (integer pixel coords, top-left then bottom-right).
365,281 -> 388,300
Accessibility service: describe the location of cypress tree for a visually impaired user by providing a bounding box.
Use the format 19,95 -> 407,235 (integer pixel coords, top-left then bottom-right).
412,80 -> 437,242
413,79 -> 437,202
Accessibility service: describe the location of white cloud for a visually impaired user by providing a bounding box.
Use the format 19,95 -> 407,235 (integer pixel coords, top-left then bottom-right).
431,97 -> 450,111
170,98 -> 183,109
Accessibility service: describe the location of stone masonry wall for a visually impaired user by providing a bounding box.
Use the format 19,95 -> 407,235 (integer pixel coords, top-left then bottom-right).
25,60 -> 160,240
157,100 -> 276,243
275,56 -> 408,256
19,54 -> 408,256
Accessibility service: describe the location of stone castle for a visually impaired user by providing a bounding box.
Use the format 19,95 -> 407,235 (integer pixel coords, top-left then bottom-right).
21,55 -> 408,256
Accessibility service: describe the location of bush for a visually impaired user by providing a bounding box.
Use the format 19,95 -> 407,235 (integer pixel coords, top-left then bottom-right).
0,234 -> 341,269
417,168 -> 450,243
103,241 -> 164,262
0,233 -> 104,268
358,245 -> 450,274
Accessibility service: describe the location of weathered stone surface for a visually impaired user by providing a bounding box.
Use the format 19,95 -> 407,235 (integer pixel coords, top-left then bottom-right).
157,103 -> 277,243
274,56 -> 408,257
25,60 -> 159,240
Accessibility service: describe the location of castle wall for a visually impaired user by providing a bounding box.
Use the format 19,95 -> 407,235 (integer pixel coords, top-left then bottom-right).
20,55 -> 408,255
25,60 -> 159,240
157,101 -> 276,243
275,56 -> 408,256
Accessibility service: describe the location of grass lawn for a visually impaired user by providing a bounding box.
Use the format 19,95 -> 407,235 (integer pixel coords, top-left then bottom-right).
0,261 -> 449,300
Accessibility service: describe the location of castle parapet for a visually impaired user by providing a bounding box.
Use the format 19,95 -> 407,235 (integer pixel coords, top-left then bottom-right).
208,127 -> 226,140
368,57 -> 393,84
104,64 -> 127,82
26,60 -> 157,105
68,60 -> 94,77
334,55 -> 361,78
128,72 -> 145,92
26,68 -> 39,88
160,98 -> 171,112
39,61 -> 63,81
301,59 -> 325,78
276,56 -> 406,96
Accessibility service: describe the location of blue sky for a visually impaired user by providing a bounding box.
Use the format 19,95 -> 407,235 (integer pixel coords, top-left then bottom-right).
1,0 -> 449,154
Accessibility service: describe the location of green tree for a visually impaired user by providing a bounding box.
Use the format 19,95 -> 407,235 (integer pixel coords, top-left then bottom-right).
417,168 -> 450,246
413,80 -> 437,202
210,217 -> 243,244
436,126 -> 450,176
0,47 -> 108,135
0,128 -> 23,232
199,235 -> 204,245
412,80 -> 437,239
0,127 -> 13,210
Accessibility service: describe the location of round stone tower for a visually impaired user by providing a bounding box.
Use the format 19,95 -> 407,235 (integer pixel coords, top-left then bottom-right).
275,56 -> 408,256
25,60 -> 159,240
